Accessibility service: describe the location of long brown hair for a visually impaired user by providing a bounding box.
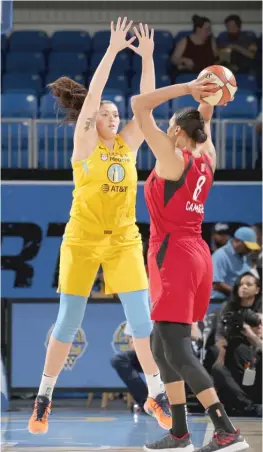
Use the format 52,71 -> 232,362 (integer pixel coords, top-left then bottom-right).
48,76 -> 116,123
48,76 -> 88,122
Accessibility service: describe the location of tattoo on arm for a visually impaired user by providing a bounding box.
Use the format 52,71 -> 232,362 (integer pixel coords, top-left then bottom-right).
84,113 -> 98,132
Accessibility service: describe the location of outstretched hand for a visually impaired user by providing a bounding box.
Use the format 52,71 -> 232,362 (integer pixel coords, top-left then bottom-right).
129,23 -> 154,58
109,17 -> 136,54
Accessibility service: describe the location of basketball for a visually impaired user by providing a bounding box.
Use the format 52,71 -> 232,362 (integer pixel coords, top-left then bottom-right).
198,65 -> 237,106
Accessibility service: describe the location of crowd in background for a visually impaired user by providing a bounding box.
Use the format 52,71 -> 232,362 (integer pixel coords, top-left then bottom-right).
171,14 -> 261,76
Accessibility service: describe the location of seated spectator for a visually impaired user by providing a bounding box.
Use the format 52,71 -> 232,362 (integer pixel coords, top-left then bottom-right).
204,272 -> 261,373
211,273 -> 262,416
111,322 -> 202,413
171,15 -> 217,73
211,226 -> 260,302
111,322 -> 148,414
218,15 -> 257,73
211,223 -> 231,252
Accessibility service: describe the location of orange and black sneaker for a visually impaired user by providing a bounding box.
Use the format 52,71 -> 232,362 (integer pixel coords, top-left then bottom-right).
28,396 -> 51,434
144,393 -> 172,430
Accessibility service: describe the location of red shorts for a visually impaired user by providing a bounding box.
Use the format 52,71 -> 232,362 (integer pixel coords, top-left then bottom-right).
148,234 -> 213,324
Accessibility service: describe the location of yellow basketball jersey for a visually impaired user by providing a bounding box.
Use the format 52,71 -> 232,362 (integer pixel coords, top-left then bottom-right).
69,134 -> 138,234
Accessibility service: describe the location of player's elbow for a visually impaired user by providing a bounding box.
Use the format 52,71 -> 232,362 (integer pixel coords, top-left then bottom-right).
131,95 -> 141,115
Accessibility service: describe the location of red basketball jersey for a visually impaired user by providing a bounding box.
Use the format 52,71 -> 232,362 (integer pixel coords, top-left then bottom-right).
144,150 -> 214,239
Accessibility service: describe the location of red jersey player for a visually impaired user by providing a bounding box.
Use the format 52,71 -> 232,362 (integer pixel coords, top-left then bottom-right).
132,77 -> 248,452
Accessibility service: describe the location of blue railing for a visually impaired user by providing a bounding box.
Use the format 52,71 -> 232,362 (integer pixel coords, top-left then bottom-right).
1,118 -> 259,170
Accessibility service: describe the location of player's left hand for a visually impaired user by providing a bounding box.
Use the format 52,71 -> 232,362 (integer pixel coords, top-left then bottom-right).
129,23 -> 154,58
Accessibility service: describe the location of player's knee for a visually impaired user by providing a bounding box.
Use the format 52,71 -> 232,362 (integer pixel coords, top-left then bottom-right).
118,289 -> 153,338
162,366 -> 182,385
150,334 -> 163,364
52,293 -> 87,343
52,323 -> 79,343
129,319 -> 153,338
167,336 -> 193,366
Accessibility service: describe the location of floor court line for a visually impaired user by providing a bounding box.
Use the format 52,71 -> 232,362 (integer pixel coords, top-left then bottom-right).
2,409 -> 261,452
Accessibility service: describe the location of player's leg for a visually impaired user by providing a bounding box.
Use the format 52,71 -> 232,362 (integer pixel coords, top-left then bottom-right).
28,241 -> 100,435
118,289 -> 172,429
148,271 -> 248,452
145,322 -> 195,452
103,241 -> 171,429
155,322 -> 248,452
193,262 -> 248,452
148,323 -> 192,440
145,241 -> 248,452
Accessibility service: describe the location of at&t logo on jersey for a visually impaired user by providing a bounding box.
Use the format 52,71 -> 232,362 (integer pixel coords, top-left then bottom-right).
45,325 -> 88,371
111,321 -> 130,353
186,175 -> 205,214
101,184 -> 128,193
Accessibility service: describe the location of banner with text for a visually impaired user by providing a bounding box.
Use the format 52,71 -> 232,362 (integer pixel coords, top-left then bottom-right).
2,182 -> 261,298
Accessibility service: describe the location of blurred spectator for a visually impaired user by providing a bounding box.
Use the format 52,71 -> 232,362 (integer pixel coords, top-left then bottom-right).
111,322 -> 148,414
255,112 -> 262,170
256,112 -> 262,134
255,34 -> 262,90
251,223 -> 262,281
211,223 -> 231,252
218,15 -> 257,73
211,227 -> 260,301
111,322 -> 202,413
204,271 -> 261,371
216,272 -> 262,341
171,15 -> 217,73
211,273 -> 262,416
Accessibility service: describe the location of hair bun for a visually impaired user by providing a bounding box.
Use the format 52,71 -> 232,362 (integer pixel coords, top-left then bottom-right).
192,128 -> 207,144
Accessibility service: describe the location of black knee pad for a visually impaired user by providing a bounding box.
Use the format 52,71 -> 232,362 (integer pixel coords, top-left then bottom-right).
157,322 -> 213,394
151,326 -> 182,384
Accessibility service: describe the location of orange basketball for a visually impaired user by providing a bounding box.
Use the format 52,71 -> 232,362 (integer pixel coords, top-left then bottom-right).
198,65 -> 237,106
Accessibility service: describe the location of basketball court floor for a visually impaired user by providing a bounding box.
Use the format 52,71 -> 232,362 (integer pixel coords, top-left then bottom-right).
1,404 -> 262,452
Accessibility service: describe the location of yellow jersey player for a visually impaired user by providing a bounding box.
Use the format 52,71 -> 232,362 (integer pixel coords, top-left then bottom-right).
28,18 -> 171,435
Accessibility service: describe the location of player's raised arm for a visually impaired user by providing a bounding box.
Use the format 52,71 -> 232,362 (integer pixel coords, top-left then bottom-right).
131,79 -> 215,178
49,18 -> 135,162
73,18 -> 135,156
198,103 -> 216,172
120,24 -> 155,153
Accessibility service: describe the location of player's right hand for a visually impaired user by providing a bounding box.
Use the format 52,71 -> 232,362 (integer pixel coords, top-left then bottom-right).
187,75 -> 218,103
109,17 -> 136,54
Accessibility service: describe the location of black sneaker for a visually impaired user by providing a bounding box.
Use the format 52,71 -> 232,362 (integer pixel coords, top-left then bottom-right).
144,431 -> 194,452
198,429 -> 249,452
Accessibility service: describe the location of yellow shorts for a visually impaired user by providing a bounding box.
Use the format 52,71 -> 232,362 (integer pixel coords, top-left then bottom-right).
58,219 -> 148,296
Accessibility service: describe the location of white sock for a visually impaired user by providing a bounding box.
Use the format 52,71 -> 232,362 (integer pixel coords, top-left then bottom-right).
38,374 -> 58,401
145,372 -> 165,398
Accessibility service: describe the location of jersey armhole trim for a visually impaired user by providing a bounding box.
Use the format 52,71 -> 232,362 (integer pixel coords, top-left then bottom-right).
163,156 -> 193,207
